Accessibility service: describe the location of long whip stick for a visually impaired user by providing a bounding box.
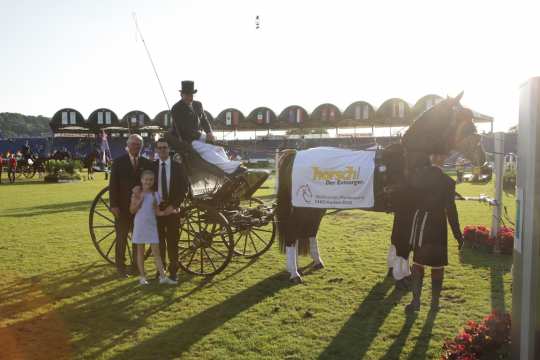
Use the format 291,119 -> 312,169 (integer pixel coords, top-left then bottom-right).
132,12 -> 170,111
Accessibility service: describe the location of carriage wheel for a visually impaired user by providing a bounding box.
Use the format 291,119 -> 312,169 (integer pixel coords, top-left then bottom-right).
89,186 -> 118,264
23,165 -> 36,178
231,197 -> 276,258
15,166 -> 24,179
89,186 -> 150,265
178,207 -> 233,276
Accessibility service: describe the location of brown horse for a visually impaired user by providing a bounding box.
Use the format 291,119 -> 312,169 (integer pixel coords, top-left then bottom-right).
276,93 -> 486,283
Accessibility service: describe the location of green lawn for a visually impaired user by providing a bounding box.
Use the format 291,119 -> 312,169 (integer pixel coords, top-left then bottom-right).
0,175 -> 513,359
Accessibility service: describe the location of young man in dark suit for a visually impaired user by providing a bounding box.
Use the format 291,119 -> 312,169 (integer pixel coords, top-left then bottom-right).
109,134 -> 154,276
154,138 -> 189,281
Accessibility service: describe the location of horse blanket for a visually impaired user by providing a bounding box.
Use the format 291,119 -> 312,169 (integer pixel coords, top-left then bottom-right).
291,147 -> 376,209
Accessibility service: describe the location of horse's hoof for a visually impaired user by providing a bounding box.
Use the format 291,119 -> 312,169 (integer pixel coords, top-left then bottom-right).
312,262 -> 325,270
290,276 -> 303,285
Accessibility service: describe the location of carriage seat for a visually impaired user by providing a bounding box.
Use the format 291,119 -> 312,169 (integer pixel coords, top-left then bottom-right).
165,131 -> 269,200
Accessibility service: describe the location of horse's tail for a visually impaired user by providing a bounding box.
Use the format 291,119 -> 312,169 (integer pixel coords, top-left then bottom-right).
276,149 -> 296,254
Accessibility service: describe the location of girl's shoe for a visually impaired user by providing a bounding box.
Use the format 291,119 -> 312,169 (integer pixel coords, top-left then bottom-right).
139,277 -> 149,285
159,276 -> 178,285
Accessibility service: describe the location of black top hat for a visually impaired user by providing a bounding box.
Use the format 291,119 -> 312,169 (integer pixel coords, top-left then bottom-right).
180,80 -> 197,94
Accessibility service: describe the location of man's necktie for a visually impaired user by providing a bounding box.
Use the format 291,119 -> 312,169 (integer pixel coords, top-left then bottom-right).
161,162 -> 168,201
133,157 -> 138,170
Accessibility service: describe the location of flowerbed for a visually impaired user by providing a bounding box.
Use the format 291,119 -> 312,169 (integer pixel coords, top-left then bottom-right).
441,311 -> 511,360
462,225 -> 514,255
43,159 -> 83,182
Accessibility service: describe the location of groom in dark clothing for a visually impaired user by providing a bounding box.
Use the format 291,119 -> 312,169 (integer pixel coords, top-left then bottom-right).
154,138 -> 189,281
109,134 -> 153,276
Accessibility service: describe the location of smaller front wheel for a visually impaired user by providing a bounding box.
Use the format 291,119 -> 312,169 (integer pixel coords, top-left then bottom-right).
231,198 -> 276,258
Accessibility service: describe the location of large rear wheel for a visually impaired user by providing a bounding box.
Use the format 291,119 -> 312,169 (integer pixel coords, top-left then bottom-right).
89,186 -> 149,265
178,206 -> 233,276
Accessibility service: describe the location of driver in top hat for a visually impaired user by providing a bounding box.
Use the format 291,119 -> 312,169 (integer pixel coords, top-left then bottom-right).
169,80 -> 242,174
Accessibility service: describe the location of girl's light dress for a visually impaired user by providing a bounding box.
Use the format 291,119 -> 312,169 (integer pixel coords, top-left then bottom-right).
132,191 -> 160,244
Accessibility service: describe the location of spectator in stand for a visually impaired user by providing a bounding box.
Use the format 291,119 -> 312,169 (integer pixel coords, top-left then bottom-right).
8,154 -> 17,183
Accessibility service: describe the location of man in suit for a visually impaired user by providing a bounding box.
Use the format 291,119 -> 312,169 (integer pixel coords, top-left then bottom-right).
153,138 -> 189,281
109,134 -> 153,276
169,80 -> 242,174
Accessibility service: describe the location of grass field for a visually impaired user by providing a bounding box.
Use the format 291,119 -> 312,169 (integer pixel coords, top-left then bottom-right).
0,175 -> 513,359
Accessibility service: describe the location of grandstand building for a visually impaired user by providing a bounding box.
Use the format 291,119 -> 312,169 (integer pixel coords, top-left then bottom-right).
0,94 -> 498,161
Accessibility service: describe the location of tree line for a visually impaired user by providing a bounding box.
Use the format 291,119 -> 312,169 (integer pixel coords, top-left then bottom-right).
0,113 -> 52,138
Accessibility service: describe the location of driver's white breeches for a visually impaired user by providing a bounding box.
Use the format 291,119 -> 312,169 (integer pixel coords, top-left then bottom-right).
191,140 -> 241,174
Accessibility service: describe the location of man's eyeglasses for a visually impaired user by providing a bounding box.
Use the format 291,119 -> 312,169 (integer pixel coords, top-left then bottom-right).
157,146 -> 169,150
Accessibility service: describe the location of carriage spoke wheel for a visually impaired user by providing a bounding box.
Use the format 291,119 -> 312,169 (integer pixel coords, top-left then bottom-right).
231,197 -> 276,258
23,165 -> 35,178
89,186 -> 151,266
15,166 -> 25,179
178,207 -> 233,276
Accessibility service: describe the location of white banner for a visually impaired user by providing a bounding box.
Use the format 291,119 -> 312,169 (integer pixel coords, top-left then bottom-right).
291,147 -> 375,209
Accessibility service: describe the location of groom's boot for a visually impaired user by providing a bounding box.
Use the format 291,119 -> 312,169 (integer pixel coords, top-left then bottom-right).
405,266 -> 424,313
431,269 -> 444,310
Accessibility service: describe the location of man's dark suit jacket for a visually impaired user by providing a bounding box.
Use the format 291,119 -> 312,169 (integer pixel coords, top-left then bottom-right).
109,154 -> 153,212
170,100 -> 212,143
153,158 -> 190,208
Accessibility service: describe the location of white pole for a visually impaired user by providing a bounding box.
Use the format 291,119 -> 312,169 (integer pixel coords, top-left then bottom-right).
274,148 -> 279,195
491,132 -> 504,253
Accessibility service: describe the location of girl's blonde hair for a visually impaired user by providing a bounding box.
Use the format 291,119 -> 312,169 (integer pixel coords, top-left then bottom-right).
141,170 -> 155,180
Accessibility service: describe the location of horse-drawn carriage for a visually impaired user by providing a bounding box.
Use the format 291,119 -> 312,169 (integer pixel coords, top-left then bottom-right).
89,148 -> 276,277
15,156 -> 44,179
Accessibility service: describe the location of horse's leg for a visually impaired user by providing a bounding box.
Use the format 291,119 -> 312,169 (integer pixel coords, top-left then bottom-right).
309,236 -> 324,269
286,240 -> 302,283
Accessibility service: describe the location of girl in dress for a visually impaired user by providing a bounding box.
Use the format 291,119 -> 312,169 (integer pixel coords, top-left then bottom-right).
130,170 -> 177,285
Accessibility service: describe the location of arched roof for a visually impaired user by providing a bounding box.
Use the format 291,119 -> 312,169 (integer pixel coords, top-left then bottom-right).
341,101 -> 376,127
215,108 -> 245,129
412,94 -> 444,115
121,110 -> 151,129
310,103 -> 342,124
154,110 -> 172,129
376,98 -> 412,126
278,105 -> 309,128
246,107 -> 277,128
50,108 -> 87,132
87,108 -> 120,130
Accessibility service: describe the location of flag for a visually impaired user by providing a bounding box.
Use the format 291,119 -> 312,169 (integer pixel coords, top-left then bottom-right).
296,108 -> 303,123
355,105 -> 362,120
100,130 -> 111,163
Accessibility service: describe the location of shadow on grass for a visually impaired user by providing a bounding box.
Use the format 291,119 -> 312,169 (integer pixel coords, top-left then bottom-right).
106,272 -> 288,360
459,248 -> 512,312
405,309 -> 438,360
317,277 -> 406,360
380,312 -> 418,360
2,261 -> 288,359
1,200 -> 91,217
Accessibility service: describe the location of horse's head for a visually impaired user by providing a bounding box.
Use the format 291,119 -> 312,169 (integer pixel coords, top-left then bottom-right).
402,92 -> 486,166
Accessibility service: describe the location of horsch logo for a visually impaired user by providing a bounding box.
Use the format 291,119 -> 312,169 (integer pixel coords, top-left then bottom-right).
311,166 -> 364,186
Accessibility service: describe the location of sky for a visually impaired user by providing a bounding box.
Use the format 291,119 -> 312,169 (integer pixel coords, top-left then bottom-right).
1,0 -> 540,131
